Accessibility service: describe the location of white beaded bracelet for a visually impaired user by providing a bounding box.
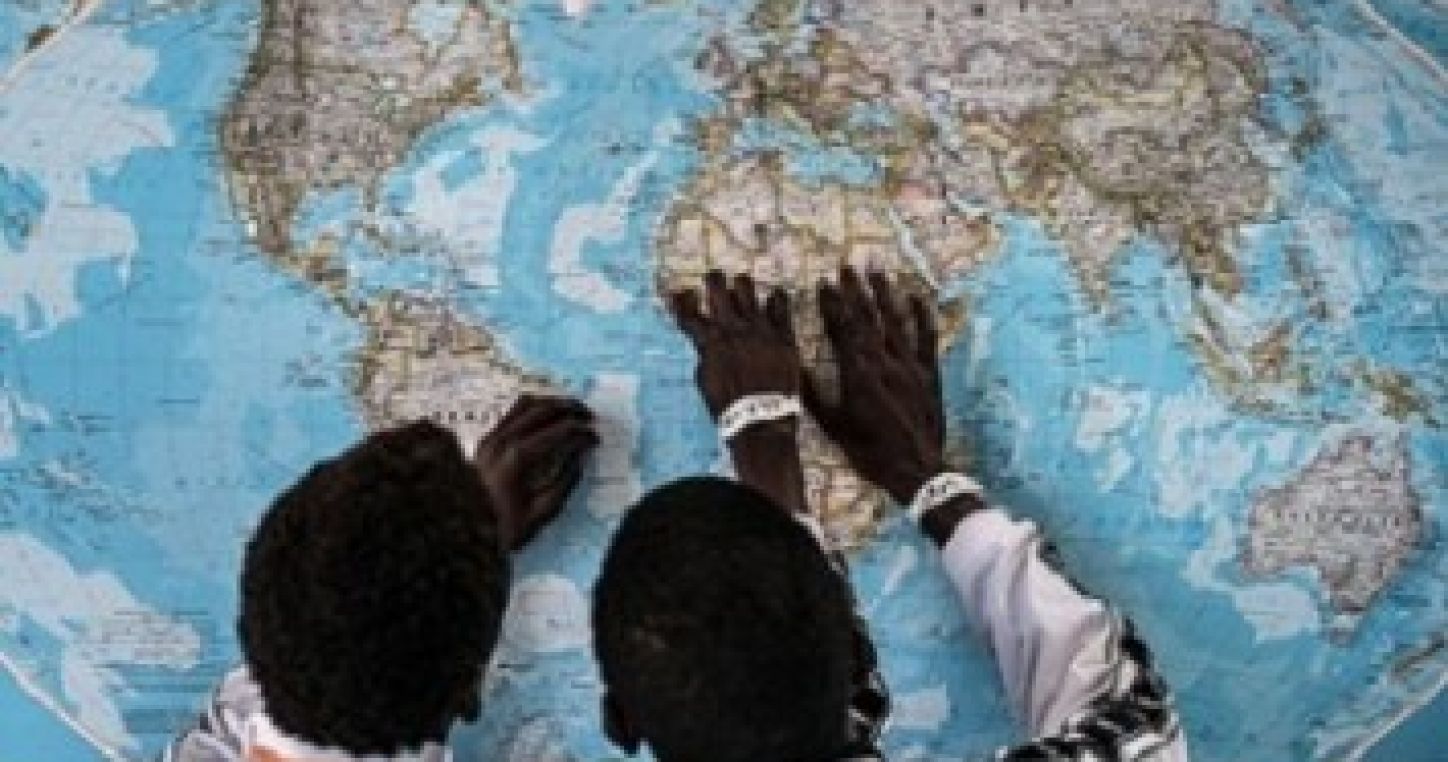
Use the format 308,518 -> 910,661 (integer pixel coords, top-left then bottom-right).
907,472 -> 985,524
718,393 -> 803,441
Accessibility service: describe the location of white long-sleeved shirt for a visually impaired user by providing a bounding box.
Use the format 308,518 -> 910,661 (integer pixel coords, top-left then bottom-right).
933,507 -> 1189,760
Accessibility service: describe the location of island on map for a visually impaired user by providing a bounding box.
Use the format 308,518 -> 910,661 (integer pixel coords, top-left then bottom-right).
0,166 -> 44,251
1243,434 -> 1424,616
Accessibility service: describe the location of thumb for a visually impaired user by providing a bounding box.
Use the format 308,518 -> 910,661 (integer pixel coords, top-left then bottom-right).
516,460 -> 585,549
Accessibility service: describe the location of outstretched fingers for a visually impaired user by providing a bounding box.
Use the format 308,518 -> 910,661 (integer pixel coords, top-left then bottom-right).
764,287 -> 796,340
526,459 -> 587,540
838,267 -> 878,330
818,279 -> 857,356
868,271 -> 914,356
730,273 -> 762,319
909,295 -> 944,408
515,414 -> 599,463
868,272 -> 905,326
909,295 -> 939,368
705,270 -> 738,327
670,289 -> 710,344
496,394 -> 593,441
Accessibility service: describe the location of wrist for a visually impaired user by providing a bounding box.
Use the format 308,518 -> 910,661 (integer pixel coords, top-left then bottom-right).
729,421 -> 805,514
920,493 -> 986,547
886,460 -> 948,505
727,418 -> 799,450
717,392 -> 802,440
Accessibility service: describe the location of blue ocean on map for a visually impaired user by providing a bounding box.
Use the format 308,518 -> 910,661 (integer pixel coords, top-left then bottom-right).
1,0 -> 1445,760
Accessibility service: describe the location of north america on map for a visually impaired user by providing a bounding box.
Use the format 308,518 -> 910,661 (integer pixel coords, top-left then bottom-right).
0,0 -> 1444,760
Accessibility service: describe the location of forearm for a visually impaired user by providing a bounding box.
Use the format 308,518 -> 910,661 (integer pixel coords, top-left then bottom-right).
937,508 -> 1186,759
727,421 -> 806,514
919,492 -> 986,546
940,509 -> 1123,730
881,467 -> 1130,727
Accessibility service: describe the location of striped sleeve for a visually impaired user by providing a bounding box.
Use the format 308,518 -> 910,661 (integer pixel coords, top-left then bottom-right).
160,668 -> 257,762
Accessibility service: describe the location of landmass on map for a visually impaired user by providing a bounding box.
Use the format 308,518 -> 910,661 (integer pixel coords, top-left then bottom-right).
1242,434 -> 1423,615
656,0 -> 1287,545
349,292 -> 555,450
218,0 -> 547,444
826,0 -> 1269,300
655,147 -> 980,546
220,0 -> 522,275
24,25 -> 56,53
217,0 -> 550,449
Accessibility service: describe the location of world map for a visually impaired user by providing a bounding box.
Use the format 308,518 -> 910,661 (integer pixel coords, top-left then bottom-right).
0,0 -> 1445,759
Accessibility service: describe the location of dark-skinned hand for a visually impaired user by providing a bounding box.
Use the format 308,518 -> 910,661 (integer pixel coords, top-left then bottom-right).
473,394 -> 598,551
670,270 -> 802,416
807,268 -> 946,505
671,270 -> 806,514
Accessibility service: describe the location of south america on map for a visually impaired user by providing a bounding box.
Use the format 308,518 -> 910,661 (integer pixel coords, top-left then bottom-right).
0,0 -> 1445,760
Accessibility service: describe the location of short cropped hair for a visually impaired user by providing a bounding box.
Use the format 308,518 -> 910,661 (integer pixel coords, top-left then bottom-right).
593,477 -> 856,761
239,421 -> 508,754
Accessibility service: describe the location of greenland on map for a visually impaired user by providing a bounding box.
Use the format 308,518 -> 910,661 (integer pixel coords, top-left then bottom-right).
0,0 -> 1445,759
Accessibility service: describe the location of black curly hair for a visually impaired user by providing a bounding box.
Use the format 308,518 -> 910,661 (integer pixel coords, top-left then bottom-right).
239,421 -> 509,755
593,477 -> 857,762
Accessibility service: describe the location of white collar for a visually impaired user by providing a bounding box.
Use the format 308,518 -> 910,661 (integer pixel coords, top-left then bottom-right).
246,711 -> 453,762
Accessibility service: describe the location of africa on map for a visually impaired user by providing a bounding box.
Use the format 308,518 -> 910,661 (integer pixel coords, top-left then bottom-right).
0,0 -> 1445,759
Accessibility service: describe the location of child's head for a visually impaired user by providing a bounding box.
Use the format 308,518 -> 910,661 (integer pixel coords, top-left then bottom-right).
239,421 -> 509,755
592,477 -> 858,761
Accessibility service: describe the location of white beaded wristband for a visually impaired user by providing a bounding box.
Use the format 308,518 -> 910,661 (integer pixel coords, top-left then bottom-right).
907,472 -> 985,524
718,393 -> 803,441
